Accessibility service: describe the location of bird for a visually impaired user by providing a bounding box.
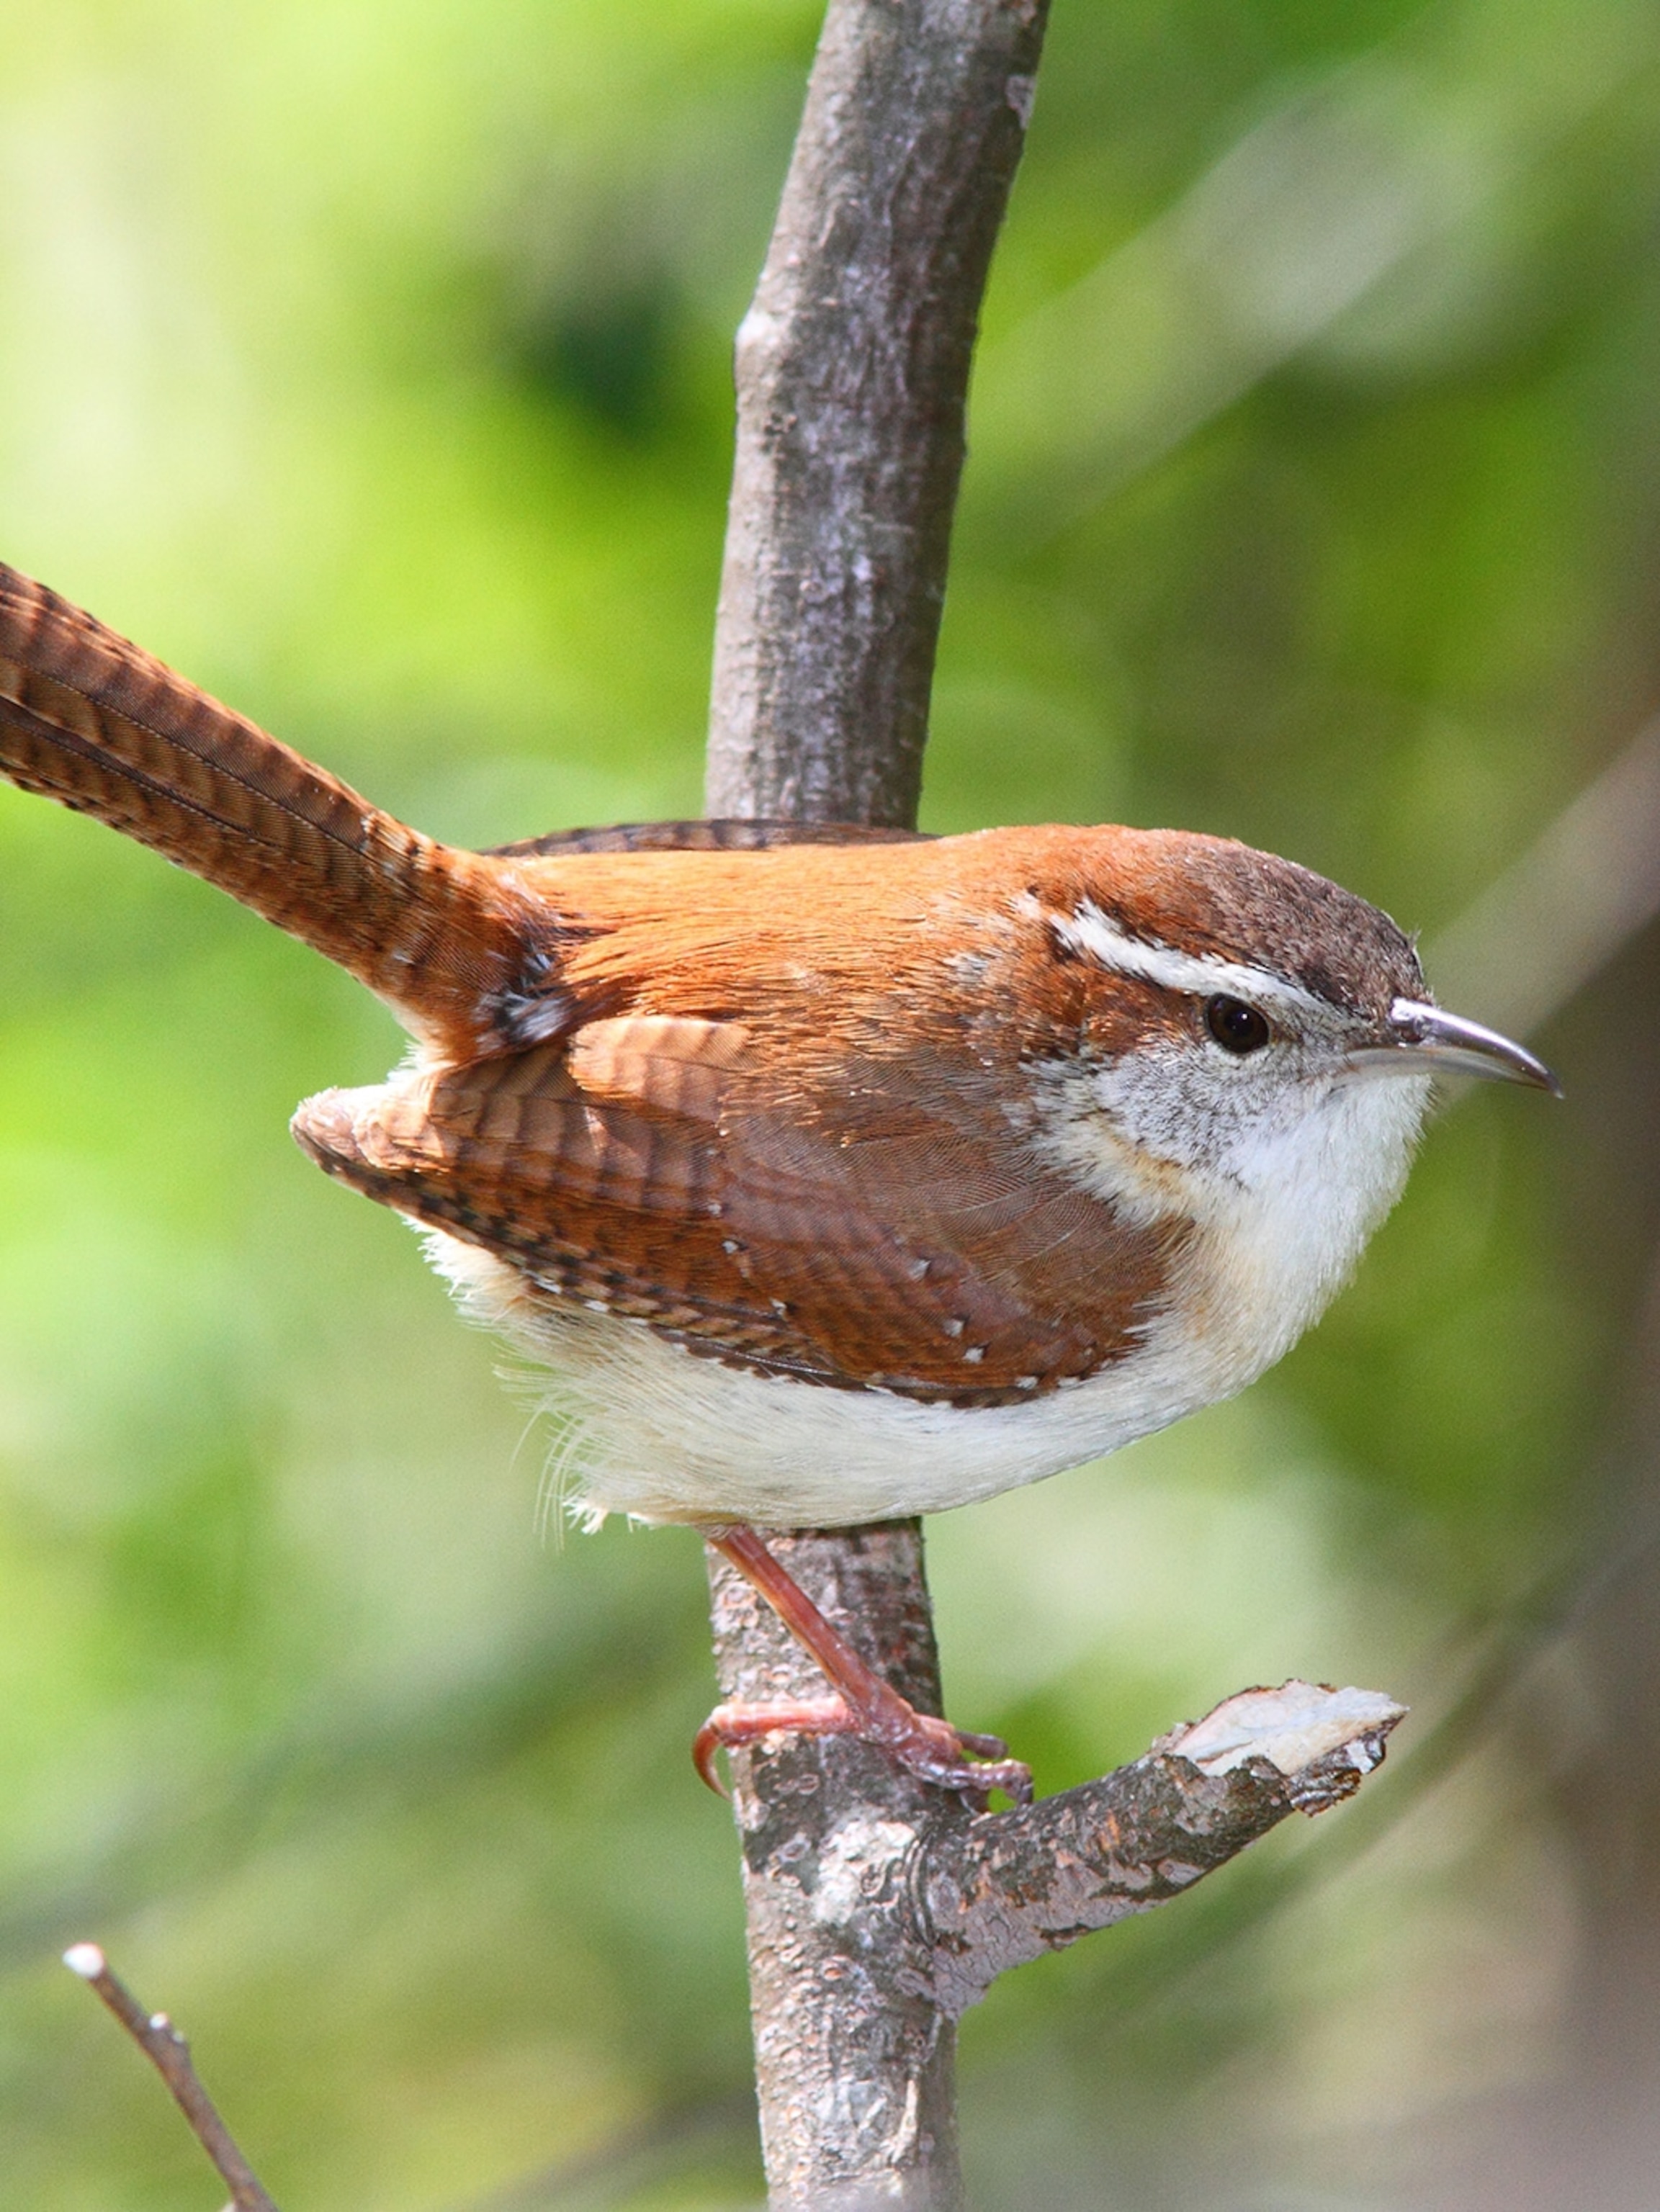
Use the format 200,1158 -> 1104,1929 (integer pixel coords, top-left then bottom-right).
0,563 -> 1558,1804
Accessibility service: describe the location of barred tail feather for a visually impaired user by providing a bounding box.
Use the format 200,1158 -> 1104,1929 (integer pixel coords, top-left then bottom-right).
0,565 -> 523,1048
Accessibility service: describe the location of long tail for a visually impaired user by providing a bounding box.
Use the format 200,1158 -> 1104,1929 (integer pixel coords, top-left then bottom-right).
0,565 -> 529,1051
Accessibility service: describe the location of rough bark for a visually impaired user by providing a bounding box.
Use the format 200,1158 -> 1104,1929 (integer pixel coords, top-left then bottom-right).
705,0 -> 1049,830
706,1526 -> 971,2210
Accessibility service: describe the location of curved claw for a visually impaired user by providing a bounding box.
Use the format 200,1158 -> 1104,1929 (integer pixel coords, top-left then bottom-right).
691,1719 -> 730,1799
694,1696 -> 855,1796
945,1729 -> 1033,1805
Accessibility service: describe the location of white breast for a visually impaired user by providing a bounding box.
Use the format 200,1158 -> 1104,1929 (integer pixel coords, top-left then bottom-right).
421,1063 -> 1426,1532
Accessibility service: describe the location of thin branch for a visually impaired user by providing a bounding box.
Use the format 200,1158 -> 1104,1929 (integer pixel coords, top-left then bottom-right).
922,1682 -> 1404,2015
62,1943 -> 279,2212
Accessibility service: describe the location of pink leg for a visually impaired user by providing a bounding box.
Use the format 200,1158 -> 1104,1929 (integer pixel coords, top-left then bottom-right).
696,1524 -> 1032,1806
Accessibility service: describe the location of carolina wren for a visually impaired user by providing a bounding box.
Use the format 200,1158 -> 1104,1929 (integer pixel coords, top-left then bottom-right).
0,565 -> 1558,1802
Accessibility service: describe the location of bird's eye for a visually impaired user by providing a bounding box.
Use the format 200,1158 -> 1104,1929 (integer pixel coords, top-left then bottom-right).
1205,994 -> 1270,1054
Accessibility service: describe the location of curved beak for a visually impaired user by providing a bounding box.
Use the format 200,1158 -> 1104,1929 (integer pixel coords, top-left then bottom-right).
1346,999 -> 1563,1096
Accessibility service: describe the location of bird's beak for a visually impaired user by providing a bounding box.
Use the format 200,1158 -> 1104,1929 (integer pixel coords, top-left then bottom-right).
1345,999 -> 1563,1095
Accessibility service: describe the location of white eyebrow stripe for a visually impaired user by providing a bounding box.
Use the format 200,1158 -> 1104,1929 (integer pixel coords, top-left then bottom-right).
1036,896 -> 1323,1017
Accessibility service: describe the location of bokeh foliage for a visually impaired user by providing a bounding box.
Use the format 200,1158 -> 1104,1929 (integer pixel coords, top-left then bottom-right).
1,1 -> 1656,2204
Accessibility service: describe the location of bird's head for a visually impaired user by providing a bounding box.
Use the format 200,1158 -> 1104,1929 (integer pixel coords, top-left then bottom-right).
1005,828 -> 1558,1363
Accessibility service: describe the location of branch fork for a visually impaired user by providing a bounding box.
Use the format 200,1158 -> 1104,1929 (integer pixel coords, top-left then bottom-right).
737,1675 -> 1406,2032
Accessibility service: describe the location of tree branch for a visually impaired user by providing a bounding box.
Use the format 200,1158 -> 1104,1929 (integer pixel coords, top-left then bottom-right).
718,1682 -> 1404,2074
706,1524 -> 973,2209
921,1683 -> 1404,2016
706,0 -> 1049,828
63,1943 -> 279,2212
703,12 -> 1051,2186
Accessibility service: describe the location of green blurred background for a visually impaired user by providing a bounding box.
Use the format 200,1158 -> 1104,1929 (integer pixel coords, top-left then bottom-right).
2,0 -> 1659,2204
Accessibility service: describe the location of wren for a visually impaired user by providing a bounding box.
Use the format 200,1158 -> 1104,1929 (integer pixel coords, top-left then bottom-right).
0,565 -> 1557,1801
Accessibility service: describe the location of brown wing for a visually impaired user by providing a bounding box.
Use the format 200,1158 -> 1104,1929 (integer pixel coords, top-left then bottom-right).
292,1012 -> 1183,1406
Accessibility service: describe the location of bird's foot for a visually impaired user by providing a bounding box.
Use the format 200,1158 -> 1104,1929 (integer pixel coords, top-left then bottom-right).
694,1692 -> 1033,1807
699,1523 -> 1034,1807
